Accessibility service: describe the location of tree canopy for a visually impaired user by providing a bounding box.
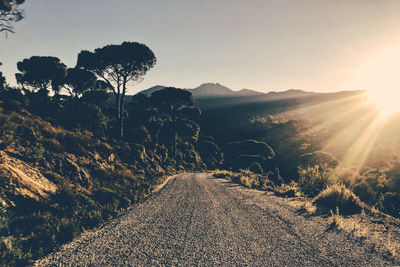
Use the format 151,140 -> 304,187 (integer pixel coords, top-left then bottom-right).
63,67 -> 97,97
150,87 -> 198,159
0,0 -> 25,33
15,56 -> 67,94
77,41 -> 156,139
0,62 -> 5,90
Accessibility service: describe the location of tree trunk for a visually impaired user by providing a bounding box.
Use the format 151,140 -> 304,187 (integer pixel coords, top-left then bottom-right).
119,97 -> 124,140
115,93 -> 121,139
118,79 -> 127,140
172,108 -> 177,159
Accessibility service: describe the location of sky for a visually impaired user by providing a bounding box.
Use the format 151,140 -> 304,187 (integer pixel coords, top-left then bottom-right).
1,0 -> 400,94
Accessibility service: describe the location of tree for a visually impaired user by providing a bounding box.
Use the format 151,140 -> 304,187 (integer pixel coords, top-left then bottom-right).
224,140 -> 276,172
77,41 -> 156,139
0,0 -> 25,33
197,137 -> 223,169
15,56 -> 67,94
0,62 -> 5,90
150,87 -> 198,159
63,67 -> 97,97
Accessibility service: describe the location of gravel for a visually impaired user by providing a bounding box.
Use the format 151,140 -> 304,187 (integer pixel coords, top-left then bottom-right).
36,173 -> 396,266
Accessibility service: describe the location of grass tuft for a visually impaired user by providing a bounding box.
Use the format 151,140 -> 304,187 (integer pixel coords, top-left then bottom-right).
313,184 -> 364,215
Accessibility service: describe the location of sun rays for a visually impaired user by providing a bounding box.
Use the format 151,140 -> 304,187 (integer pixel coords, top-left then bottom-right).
279,91 -> 393,171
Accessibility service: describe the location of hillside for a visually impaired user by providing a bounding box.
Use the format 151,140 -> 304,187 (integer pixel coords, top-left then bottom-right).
0,105 -> 187,265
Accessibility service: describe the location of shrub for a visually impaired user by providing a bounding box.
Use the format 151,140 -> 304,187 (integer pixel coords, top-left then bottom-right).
29,143 -> 45,162
298,165 -> 333,197
378,192 -> 400,218
213,170 -> 234,179
313,184 -> 364,215
249,161 -> 263,174
41,138 -> 63,152
274,182 -> 301,197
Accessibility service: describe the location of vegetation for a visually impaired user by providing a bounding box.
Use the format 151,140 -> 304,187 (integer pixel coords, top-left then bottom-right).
0,0 -> 25,33
77,42 -> 156,139
313,184 -> 364,215
0,40 -> 212,265
2,31 -> 400,264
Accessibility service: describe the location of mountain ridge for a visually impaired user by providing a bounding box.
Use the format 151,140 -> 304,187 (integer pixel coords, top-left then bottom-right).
135,82 -> 311,99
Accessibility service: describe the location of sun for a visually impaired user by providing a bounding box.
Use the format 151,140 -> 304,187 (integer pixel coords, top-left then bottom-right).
367,88 -> 400,117
356,45 -> 400,117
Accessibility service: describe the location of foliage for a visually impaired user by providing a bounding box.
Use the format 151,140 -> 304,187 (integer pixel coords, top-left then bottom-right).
213,169 -> 275,191
379,192 -> 400,218
298,164 -> 333,197
0,62 -> 5,90
77,41 -> 156,139
224,139 -> 276,172
274,182 -> 301,198
313,184 -> 364,215
298,151 -> 339,169
196,138 -> 223,169
29,142 -> 45,162
16,56 -> 67,94
62,67 -> 97,97
0,0 -> 25,33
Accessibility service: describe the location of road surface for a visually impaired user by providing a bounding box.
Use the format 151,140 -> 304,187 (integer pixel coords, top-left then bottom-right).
37,173 -> 394,266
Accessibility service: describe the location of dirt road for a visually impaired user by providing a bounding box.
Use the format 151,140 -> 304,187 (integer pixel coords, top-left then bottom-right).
37,173 -> 394,266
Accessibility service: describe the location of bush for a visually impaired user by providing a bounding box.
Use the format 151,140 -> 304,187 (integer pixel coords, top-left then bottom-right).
213,170 -> 233,179
41,138 -> 63,152
248,161 -> 263,174
274,182 -> 301,197
379,192 -> 400,218
298,165 -> 333,197
313,184 -> 364,215
29,143 -> 45,162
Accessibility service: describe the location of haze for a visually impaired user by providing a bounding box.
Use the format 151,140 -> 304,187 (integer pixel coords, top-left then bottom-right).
1,0 -> 400,94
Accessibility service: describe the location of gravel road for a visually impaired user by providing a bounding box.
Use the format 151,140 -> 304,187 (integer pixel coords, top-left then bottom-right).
37,173 -> 395,266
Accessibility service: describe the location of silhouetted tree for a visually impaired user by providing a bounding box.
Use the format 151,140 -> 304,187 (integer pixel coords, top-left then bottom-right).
15,56 -> 67,94
150,87 -> 198,158
77,41 -> 156,139
0,62 -> 5,90
63,67 -> 97,97
0,0 -> 24,33
197,137 -> 223,169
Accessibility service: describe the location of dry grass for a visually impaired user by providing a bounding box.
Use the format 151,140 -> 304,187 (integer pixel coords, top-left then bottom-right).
313,184 -> 364,215
384,234 -> 398,257
274,183 -> 302,198
299,201 -> 317,214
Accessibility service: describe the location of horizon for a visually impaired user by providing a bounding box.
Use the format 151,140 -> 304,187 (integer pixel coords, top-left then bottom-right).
136,82 -> 365,95
2,0 -> 400,94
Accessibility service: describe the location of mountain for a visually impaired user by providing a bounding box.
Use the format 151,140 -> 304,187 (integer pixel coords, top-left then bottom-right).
190,83 -> 260,98
136,85 -> 167,97
236,89 -> 265,97
136,83 -> 266,98
264,89 -> 316,100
